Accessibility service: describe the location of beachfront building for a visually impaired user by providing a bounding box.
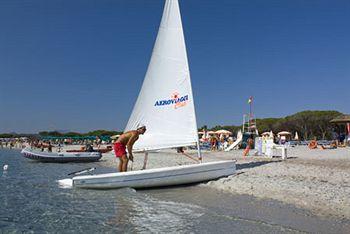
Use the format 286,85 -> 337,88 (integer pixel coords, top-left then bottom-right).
330,114 -> 350,145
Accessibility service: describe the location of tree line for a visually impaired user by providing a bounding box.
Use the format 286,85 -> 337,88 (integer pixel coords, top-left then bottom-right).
38,130 -> 122,137
200,110 -> 344,140
0,130 -> 122,139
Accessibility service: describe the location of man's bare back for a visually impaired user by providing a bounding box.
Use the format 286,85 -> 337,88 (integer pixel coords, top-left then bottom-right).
116,130 -> 139,145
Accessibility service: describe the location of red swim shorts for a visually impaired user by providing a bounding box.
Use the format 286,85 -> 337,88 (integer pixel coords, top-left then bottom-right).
113,142 -> 126,157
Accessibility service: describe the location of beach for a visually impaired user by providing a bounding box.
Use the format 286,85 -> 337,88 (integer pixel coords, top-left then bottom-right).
97,146 -> 350,220
2,148 -> 349,233
4,142 -> 350,220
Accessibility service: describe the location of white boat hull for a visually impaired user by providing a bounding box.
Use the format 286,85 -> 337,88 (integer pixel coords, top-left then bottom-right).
66,160 -> 235,189
21,147 -> 102,163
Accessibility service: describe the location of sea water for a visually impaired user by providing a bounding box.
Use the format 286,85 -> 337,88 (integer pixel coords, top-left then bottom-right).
1,149 -> 349,233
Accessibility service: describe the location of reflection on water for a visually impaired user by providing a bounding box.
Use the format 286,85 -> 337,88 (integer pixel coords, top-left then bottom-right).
124,193 -> 204,233
103,188 -> 205,233
2,171 -> 8,178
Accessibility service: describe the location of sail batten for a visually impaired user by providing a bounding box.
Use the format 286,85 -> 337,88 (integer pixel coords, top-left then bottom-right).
125,0 -> 199,151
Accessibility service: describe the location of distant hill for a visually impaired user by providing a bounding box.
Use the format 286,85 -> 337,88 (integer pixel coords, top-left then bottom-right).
53,129 -> 71,134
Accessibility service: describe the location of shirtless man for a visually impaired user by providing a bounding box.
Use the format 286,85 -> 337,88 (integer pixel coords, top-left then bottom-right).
113,125 -> 146,172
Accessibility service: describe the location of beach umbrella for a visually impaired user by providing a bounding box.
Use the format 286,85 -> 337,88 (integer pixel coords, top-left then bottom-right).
207,131 -> 216,135
215,130 -> 232,135
277,131 -> 292,136
294,132 -> 299,140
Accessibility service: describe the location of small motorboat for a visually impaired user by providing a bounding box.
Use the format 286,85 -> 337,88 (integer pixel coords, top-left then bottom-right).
21,147 -> 102,163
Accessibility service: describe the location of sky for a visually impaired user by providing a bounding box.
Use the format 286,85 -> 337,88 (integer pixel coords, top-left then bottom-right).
0,0 -> 349,133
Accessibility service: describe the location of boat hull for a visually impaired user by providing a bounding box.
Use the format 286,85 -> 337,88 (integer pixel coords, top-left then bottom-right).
21,147 -> 102,163
71,160 -> 235,189
66,148 -> 112,154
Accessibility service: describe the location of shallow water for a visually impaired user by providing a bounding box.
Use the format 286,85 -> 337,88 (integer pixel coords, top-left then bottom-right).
1,149 -> 349,233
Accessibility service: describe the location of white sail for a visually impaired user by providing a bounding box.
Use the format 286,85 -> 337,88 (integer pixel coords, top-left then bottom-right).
124,0 -> 199,151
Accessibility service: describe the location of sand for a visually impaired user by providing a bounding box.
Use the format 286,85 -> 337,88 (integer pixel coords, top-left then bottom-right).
99,146 -> 350,219
206,147 -> 350,219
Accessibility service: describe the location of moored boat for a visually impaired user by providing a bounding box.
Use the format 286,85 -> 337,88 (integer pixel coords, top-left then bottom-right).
21,147 -> 102,163
59,160 -> 235,189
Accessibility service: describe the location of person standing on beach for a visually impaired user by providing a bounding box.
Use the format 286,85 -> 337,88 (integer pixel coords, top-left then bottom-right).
113,125 -> 146,172
47,142 -> 52,152
243,135 -> 254,156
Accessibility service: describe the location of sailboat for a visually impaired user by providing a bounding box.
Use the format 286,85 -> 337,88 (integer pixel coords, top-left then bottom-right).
59,0 -> 235,189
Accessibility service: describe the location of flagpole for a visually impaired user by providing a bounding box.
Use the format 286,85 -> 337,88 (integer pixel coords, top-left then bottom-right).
249,99 -> 252,119
248,96 -> 253,133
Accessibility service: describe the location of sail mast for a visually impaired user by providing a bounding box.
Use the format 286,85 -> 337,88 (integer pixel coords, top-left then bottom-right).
174,0 -> 202,161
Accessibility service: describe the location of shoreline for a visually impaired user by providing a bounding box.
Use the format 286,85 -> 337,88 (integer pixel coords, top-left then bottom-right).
3,145 -> 350,219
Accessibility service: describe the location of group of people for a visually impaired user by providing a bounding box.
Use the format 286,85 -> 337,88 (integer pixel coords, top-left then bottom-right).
308,130 -> 350,150
308,138 -> 348,150
0,138 -> 26,149
28,140 -> 54,152
208,135 -> 234,151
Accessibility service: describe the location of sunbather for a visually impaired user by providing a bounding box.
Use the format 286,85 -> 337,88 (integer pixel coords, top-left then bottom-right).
308,139 -> 318,149
320,141 -> 337,150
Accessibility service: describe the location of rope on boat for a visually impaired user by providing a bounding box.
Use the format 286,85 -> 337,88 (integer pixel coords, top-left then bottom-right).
68,167 -> 96,176
130,161 -> 133,171
181,152 -> 200,163
142,152 -> 148,170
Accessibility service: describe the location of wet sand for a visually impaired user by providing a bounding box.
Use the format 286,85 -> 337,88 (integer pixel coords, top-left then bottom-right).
146,186 -> 350,233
